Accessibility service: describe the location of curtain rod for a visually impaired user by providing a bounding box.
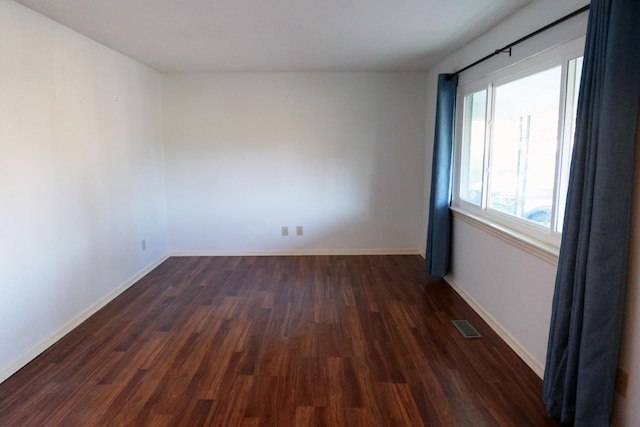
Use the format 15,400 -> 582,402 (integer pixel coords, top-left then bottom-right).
453,4 -> 590,75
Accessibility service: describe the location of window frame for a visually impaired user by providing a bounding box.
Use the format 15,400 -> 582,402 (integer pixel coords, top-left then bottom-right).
451,36 -> 585,251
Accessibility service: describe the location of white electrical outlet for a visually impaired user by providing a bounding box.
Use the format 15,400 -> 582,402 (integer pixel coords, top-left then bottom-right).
282,226 -> 289,236
296,226 -> 303,236
141,240 -> 146,251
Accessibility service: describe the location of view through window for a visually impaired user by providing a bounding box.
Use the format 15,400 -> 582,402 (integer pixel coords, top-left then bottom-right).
455,41 -> 584,244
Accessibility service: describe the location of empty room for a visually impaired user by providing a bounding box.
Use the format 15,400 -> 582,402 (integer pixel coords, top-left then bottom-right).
1,0 -> 639,425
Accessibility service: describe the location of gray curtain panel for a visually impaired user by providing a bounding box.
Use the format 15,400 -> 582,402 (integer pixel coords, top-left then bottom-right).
543,0 -> 640,425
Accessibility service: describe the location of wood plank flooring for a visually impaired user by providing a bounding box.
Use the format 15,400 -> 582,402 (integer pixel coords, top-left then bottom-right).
0,255 -> 559,426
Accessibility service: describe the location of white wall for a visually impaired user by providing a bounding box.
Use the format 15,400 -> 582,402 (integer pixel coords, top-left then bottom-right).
423,0 -> 590,378
162,72 -> 427,254
449,218 -> 557,373
0,1 -> 168,382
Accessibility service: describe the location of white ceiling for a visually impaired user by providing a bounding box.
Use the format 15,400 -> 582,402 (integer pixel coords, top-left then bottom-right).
15,0 -> 533,73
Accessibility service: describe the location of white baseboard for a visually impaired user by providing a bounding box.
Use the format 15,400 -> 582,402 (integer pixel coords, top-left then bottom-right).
0,254 -> 170,384
444,275 -> 545,378
170,248 -> 422,257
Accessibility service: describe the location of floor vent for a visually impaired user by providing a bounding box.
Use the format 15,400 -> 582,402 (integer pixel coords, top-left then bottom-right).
451,320 -> 482,339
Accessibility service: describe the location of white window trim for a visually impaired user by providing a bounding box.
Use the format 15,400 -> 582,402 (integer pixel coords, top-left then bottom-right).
451,36 -> 586,258
451,207 -> 559,265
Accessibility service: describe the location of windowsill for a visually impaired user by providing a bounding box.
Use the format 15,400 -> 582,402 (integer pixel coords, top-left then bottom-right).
450,206 -> 559,266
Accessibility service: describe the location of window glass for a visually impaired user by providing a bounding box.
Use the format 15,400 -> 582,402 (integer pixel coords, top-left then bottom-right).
460,90 -> 487,205
454,37 -> 585,245
488,67 -> 561,226
556,57 -> 583,232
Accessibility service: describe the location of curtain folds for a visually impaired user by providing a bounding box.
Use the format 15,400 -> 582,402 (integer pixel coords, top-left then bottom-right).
543,1 -> 640,425
425,74 -> 458,277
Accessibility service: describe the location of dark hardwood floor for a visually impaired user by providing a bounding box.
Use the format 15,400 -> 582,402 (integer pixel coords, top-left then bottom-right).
0,255 -> 559,426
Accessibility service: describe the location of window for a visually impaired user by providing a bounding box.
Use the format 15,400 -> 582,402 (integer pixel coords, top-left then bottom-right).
453,38 -> 584,247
